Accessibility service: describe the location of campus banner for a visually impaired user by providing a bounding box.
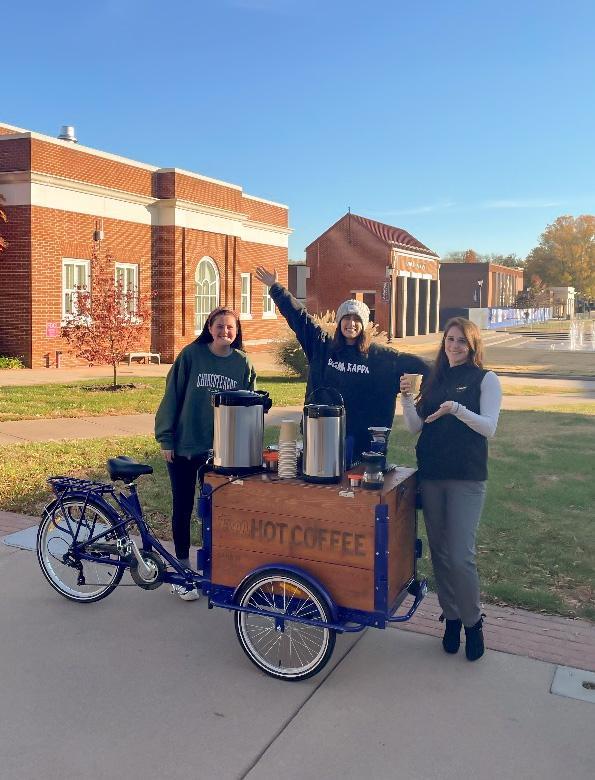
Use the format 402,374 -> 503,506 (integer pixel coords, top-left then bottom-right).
487,307 -> 552,328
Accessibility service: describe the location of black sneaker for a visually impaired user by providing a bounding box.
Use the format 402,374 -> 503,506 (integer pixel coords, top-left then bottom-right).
464,615 -> 485,661
439,614 -> 462,654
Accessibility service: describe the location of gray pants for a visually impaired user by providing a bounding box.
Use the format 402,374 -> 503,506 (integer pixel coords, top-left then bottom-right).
420,479 -> 487,627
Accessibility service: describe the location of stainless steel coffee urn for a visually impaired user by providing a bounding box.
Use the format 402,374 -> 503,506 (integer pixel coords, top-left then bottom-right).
302,389 -> 346,484
212,390 -> 271,475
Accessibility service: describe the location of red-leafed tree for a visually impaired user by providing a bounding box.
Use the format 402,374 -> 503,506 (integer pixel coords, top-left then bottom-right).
61,250 -> 153,388
0,194 -> 8,254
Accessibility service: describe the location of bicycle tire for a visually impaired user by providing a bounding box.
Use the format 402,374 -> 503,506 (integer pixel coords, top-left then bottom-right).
37,496 -> 126,603
234,569 -> 336,681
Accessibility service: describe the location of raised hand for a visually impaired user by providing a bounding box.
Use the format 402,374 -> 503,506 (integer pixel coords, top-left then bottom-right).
255,266 -> 278,287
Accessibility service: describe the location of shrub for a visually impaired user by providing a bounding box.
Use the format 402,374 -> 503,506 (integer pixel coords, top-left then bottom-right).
276,337 -> 309,379
0,356 -> 25,369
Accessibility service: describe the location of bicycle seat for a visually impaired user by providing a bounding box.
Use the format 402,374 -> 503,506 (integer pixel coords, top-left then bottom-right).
107,456 -> 154,483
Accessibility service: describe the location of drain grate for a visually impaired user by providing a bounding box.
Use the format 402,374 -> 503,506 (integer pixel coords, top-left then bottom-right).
551,666 -> 595,704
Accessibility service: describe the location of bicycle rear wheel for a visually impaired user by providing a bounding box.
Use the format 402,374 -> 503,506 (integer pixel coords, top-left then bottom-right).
37,497 -> 125,603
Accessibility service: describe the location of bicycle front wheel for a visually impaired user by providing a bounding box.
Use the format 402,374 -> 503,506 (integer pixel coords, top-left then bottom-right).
234,569 -> 336,681
37,497 -> 125,603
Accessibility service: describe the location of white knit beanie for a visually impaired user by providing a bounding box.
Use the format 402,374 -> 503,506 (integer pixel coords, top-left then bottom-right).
336,299 -> 370,331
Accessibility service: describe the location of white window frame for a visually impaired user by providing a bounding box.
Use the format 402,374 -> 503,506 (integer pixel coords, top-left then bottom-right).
195,256 -> 220,333
262,285 -> 276,319
115,262 -> 139,317
62,258 -> 90,321
240,273 -> 252,319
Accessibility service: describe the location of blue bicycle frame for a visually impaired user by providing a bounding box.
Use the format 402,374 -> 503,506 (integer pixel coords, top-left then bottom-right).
47,477 -> 207,591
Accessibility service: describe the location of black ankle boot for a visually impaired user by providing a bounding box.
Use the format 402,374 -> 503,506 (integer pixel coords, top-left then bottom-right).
439,614 -> 462,654
464,616 -> 485,661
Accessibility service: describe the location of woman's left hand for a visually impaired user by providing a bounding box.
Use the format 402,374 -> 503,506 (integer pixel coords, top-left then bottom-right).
255,266 -> 278,287
425,401 -> 455,423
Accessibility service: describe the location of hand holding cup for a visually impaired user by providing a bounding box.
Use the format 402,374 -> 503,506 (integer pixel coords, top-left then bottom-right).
400,373 -> 422,396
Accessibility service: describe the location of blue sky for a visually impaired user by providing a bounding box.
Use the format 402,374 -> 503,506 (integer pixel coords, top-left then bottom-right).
3,0 -> 594,259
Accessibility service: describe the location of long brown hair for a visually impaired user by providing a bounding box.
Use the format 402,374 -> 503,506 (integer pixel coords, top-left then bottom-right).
331,320 -> 372,355
196,307 -> 244,350
418,317 -> 484,403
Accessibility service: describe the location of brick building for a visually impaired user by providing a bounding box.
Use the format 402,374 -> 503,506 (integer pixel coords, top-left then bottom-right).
439,261 -> 524,311
0,122 -> 291,367
305,213 -> 440,337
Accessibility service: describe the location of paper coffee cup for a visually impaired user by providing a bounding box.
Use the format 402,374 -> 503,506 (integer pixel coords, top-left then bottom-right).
279,419 -> 298,442
403,373 -> 422,393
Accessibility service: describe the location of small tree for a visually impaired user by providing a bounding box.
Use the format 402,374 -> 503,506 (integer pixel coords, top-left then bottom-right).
514,276 -> 551,308
61,250 -> 152,388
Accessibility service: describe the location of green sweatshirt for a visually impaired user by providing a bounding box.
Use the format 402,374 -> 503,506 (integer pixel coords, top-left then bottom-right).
155,342 -> 256,457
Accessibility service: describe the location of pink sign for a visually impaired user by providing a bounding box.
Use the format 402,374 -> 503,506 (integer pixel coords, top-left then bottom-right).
46,322 -> 59,338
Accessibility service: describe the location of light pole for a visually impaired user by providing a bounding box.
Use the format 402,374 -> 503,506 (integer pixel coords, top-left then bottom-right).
477,279 -> 484,309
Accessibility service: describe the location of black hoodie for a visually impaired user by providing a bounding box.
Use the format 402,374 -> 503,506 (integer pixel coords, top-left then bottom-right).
270,283 -> 429,459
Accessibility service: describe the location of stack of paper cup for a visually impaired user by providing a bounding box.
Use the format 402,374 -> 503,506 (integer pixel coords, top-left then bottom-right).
278,419 -> 298,479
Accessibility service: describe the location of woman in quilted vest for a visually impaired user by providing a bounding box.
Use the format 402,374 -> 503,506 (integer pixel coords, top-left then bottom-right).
400,317 -> 502,661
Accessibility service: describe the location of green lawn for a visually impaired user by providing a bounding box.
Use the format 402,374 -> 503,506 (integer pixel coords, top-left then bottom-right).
0,376 -> 307,421
390,410 -> 595,621
1,408 -> 593,620
0,376 -> 587,421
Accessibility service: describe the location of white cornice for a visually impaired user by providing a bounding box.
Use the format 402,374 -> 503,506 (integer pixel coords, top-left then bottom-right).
0,169 -> 291,247
244,218 -> 292,236
156,196 -> 247,222
0,169 -> 156,206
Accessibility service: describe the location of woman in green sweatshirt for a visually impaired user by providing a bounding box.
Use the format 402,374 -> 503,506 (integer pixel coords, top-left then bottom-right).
155,307 -> 256,599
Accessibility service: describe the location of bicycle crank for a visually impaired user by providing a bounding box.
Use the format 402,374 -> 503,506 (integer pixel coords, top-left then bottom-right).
129,549 -> 165,590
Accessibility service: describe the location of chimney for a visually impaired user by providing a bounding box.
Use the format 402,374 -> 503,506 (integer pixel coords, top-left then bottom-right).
58,125 -> 77,143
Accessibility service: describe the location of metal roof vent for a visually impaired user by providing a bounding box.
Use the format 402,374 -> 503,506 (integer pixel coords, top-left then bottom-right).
58,125 -> 77,143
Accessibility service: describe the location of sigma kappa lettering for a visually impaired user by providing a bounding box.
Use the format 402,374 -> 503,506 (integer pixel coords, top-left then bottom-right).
327,358 -> 370,374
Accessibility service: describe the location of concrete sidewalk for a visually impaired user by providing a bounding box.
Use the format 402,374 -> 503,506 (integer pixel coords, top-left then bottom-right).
1,540 -> 593,779
1,389 -> 593,445
2,508 -> 595,674
4,327 -> 578,388
0,408 -> 303,445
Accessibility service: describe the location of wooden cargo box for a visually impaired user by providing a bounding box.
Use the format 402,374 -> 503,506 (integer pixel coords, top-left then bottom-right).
206,467 -> 418,613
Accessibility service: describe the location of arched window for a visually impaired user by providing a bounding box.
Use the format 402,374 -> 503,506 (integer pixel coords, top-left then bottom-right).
194,257 -> 220,332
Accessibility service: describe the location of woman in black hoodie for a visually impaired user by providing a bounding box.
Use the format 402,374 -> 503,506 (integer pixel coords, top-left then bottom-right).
256,266 -> 427,465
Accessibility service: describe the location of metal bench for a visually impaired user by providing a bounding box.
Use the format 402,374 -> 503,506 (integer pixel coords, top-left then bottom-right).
126,352 -> 161,365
